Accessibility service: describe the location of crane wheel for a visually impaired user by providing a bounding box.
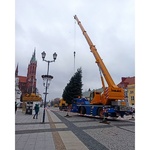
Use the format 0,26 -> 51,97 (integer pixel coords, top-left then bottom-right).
97,108 -> 104,118
79,106 -> 86,114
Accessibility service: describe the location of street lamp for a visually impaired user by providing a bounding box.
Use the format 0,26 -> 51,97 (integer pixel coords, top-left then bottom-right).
42,75 -> 53,89
41,51 -> 57,123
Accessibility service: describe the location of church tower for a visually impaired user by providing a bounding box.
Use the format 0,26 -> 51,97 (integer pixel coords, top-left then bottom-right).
26,49 -> 37,94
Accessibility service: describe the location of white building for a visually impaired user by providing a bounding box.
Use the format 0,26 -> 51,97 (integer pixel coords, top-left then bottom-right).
15,77 -> 22,105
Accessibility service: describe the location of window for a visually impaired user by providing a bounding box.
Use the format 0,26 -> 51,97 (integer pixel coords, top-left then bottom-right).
130,91 -> 134,94
124,89 -> 128,98
131,96 -> 134,100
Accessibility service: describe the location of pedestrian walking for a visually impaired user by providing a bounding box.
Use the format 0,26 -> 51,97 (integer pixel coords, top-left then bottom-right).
33,104 -> 39,119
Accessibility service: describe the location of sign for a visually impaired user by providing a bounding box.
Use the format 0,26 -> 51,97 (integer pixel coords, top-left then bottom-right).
22,93 -> 42,102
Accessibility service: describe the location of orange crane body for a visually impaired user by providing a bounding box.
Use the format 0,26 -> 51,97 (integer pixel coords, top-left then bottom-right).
74,15 -> 124,105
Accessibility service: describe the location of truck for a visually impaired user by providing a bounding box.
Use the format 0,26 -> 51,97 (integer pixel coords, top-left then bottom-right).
21,93 -> 42,115
71,15 -> 132,118
22,93 -> 42,102
59,99 -> 68,111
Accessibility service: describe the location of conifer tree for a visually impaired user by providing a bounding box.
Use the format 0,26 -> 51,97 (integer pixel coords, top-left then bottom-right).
62,68 -> 82,104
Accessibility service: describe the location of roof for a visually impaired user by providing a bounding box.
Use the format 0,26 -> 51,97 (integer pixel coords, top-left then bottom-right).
117,76 -> 135,88
124,77 -> 135,84
18,76 -> 27,83
30,48 -> 37,63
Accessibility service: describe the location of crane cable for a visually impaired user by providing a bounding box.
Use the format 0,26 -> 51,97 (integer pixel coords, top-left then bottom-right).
73,20 -> 76,73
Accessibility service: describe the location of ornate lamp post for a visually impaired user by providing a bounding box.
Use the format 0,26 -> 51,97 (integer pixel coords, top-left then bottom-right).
41,51 -> 57,123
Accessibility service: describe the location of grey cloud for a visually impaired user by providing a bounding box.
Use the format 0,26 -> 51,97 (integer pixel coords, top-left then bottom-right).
16,0 -> 135,100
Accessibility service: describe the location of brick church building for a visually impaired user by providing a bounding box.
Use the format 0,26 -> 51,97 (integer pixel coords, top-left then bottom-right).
15,49 -> 37,96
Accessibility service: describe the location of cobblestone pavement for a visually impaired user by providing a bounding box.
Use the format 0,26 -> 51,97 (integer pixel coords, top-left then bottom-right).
50,108 -> 135,150
15,107 -> 135,150
15,108 -> 56,150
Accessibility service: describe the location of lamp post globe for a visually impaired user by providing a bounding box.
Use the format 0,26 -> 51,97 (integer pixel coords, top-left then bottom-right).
41,75 -> 53,88
41,51 -> 46,60
53,52 -> 57,61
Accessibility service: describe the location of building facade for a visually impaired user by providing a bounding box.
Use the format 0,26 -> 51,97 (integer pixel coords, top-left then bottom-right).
15,49 -> 37,97
127,84 -> 135,106
117,76 -> 135,107
15,76 -> 22,103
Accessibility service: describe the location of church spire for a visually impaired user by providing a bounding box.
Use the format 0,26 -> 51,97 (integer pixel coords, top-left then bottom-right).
30,47 -> 37,63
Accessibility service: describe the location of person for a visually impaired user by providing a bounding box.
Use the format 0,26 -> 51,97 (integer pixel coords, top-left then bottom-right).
33,104 -> 39,119
99,107 -> 110,124
15,102 -> 18,114
131,107 -> 135,119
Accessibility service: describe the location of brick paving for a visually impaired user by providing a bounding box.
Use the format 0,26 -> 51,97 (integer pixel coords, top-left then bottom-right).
15,107 -> 135,150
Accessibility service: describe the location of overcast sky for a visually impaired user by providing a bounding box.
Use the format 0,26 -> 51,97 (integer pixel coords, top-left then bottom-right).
0,0 -> 150,150
15,0 -> 135,101
3,1 -> 150,149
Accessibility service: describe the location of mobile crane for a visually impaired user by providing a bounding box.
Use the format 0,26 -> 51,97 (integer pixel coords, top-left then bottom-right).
59,98 -> 68,111
71,15 -> 131,118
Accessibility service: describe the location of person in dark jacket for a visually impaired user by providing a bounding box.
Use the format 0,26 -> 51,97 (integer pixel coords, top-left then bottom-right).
33,104 -> 39,119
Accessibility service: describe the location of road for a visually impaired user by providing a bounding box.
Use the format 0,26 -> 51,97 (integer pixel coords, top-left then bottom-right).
49,107 -> 135,150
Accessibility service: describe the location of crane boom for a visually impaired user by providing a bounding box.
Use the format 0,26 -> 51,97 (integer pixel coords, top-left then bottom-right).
74,15 -> 117,88
74,15 -> 124,105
